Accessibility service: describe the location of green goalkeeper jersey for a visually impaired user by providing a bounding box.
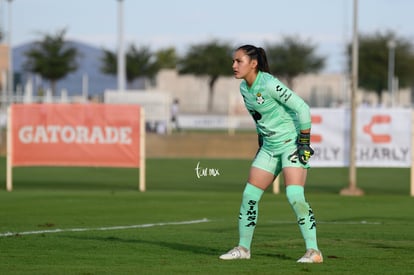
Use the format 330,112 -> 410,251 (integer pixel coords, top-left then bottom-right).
240,71 -> 311,148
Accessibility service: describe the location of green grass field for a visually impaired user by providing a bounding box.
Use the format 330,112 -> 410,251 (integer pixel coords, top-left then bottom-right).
0,157 -> 413,274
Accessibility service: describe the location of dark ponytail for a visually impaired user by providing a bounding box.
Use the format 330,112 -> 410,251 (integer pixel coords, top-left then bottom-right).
236,44 -> 271,74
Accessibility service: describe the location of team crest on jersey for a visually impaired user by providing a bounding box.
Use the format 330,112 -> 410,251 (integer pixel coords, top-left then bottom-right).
256,92 -> 265,104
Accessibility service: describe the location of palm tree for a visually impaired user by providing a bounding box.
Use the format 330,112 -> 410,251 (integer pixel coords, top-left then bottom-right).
101,44 -> 159,88
178,40 -> 233,112
155,47 -> 178,69
346,31 -> 414,103
266,36 -> 325,88
24,29 -> 78,95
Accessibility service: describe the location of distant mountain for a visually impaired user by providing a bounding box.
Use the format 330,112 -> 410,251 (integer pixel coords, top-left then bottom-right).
13,41 -> 142,97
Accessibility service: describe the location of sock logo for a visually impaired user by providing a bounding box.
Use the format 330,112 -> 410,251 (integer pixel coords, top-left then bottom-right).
297,206 -> 317,230
245,200 -> 257,227
309,208 -> 316,230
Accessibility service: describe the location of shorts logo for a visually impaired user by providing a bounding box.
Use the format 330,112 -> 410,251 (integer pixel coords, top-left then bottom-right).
288,150 -> 298,163
256,92 -> 265,104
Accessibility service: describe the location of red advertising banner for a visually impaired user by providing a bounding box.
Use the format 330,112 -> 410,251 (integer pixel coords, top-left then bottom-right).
10,104 -> 142,168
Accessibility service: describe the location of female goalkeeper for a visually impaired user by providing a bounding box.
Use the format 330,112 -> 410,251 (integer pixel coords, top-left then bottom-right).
219,45 -> 322,263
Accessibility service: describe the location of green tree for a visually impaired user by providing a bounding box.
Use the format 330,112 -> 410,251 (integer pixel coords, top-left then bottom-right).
266,36 -> 325,87
101,44 -> 159,88
347,31 -> 414,102
24,29 -> 78,95
155,47 -> 177,69
178,40 -> 233,112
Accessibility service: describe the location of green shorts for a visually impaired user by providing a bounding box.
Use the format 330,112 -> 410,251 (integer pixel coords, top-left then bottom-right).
252,139 -> 310,176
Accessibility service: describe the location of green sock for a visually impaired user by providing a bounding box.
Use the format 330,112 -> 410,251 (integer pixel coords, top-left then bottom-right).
286,185 -> 319,251
238,183 -> 264,251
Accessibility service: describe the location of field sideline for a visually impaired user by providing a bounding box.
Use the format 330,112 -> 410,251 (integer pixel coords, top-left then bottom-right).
0,157 -> 413,274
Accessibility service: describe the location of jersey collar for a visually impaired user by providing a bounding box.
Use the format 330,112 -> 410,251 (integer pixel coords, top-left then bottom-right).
247,70 -> 263,92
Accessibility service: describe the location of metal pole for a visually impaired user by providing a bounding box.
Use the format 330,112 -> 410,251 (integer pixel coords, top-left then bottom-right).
82,73 -> 88,101
117,0 -> 126,92
341,0 -> 364,196
387,39 -> 396,107
7,0 -> 13,103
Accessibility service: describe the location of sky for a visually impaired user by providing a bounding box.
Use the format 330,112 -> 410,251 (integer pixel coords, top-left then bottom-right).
1,0 -> 413,73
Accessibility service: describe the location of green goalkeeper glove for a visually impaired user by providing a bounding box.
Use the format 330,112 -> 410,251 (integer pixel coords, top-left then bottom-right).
296,133 -> 314,165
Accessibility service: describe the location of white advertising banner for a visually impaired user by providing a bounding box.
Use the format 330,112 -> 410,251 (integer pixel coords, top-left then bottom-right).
310,108 -> 347,167
179,108 -> 411,168
310,108 -> 411,167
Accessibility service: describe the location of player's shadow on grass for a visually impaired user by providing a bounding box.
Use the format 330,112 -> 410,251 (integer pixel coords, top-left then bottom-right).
64,235 -> 220,256
64,235 -> 287,259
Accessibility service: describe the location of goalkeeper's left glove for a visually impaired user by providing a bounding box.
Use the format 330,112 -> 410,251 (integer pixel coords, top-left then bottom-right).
296,132 -> 314,165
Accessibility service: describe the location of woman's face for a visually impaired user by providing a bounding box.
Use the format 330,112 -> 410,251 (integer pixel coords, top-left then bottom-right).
232,49 -> 258,81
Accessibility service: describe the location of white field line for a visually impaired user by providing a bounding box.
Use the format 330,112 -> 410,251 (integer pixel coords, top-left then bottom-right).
0,218 -> 210,237
0,219 -> 381,238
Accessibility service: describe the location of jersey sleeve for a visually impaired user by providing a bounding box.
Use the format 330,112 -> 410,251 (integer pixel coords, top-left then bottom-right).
267,78 -> 311,130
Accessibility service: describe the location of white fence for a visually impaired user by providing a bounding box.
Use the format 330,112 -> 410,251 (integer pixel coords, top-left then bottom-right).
104,90 -> 171,134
